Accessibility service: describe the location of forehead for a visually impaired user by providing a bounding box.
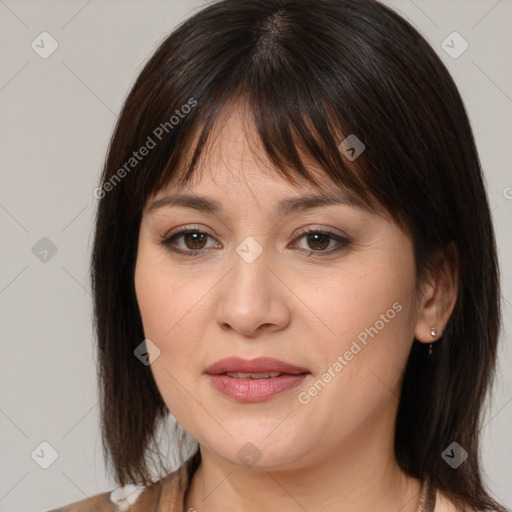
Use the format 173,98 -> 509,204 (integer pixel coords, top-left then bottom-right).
146,153 -> 372,220
152,102 -> 341,200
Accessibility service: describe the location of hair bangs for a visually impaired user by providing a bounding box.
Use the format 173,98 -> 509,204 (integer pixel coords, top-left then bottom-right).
141,90 -> 379,221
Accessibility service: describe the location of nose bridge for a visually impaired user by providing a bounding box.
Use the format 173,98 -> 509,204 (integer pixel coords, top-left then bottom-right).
215,235 -> 290,335
229,236 -> 272,308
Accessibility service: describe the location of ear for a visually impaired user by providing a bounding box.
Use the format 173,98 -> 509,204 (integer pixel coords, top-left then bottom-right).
414,243 -> 459,344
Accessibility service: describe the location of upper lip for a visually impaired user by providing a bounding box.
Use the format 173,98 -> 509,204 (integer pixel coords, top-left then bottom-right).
205,357 -> 309,375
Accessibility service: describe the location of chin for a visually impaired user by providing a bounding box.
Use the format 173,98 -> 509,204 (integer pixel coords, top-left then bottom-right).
200,429 -> 315,471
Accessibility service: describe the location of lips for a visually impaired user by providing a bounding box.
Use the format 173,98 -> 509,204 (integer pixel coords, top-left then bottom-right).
205,357 -> 310,402
224,371 -> 282,379
205,357 -> 309,376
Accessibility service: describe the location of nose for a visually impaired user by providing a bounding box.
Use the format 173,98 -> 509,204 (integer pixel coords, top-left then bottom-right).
215,247 -> 292,338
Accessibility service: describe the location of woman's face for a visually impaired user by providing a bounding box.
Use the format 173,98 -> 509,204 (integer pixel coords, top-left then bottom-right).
134,106 -> 423,471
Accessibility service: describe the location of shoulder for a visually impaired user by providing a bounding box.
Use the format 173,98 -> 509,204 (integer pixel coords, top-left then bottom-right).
44,453 -> 200,512
44,470 -> 179,512
44,489 -> 116,512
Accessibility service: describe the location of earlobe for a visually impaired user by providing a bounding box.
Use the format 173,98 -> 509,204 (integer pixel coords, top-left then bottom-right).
414,244 -> 458,344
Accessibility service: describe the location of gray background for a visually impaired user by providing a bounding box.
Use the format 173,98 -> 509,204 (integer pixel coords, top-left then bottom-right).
0,1 -> 510,511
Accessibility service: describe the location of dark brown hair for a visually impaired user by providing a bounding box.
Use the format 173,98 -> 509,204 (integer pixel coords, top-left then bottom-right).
91,0 -> 504,510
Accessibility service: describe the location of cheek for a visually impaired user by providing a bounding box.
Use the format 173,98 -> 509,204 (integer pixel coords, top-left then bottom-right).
304,253 -> 416,354
306,247 -> 418,410
134,250 -> 201,418
134,240 -> 210,391
134,239 -> 202,339
291,260 -> 417,450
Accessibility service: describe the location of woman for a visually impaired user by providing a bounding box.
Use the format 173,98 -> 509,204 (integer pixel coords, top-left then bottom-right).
48,0 -> 507,510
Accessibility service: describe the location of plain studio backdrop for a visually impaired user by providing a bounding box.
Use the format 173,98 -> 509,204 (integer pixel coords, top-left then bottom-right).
0,1 -> 511,511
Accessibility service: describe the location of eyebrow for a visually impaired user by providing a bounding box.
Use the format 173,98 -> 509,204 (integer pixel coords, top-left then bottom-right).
146,190 -> 369,217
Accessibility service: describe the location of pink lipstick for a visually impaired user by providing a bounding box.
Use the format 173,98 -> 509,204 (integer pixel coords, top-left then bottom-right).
205,357 -> 309,402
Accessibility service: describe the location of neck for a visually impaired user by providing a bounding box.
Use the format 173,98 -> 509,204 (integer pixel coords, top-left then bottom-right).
184,410 -> 422,512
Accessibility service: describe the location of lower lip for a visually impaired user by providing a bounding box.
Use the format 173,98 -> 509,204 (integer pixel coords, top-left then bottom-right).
207,373 -> 308,402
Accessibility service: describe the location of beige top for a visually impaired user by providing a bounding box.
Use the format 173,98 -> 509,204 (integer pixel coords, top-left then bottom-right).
48,452 -> 451,512
47,452 -> 201,512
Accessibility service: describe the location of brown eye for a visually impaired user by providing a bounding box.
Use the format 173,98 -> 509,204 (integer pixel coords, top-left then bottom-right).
182,232 -> 208,250
305,232 -> 331,251
292,229 -> 351,256
160,228 -> 219,256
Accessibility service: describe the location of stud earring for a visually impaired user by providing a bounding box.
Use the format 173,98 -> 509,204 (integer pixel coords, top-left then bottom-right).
428,326 -> 437,355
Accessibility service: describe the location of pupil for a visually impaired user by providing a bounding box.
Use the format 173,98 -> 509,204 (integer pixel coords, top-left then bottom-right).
185,232 -> 206,250
308,233 -> 329,250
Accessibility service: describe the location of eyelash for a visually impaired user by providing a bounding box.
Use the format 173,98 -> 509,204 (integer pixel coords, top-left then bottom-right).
159,225 -> 351,258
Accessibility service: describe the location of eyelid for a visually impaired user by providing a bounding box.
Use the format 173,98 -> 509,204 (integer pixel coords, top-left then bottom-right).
162,223 -> 348,241
164,223 -> 214,239
292,224 -> 349,240
289,226 -> 351,254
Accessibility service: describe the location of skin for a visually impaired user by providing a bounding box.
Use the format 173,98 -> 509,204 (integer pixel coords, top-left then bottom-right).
134,104 -> 458,512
